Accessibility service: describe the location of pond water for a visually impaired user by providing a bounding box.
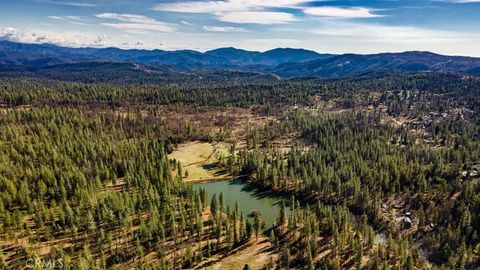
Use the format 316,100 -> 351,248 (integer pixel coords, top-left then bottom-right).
194,179 -> 290,229
193,180 -> 430,263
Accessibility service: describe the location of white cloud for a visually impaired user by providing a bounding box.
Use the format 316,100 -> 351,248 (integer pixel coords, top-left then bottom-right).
154,0 -> 308,24
48,15 -> 90,25
101,23 -> 174,32
0,27 -> 109,47
154,1 -> 382,25
36,0 -> 97,7
181,20 -> 193,25
48,15 -> 81,20
1,28 -> 20,41
0,27 -> 173,49
304,7 -> 383,18
302,21 -> 480,56
96,13 -> 176,32
203,25 -> 248,32
96,13 -> 150,23
3,24 -> 480,57
215,11 -> 296,24
153,0 -> 311,13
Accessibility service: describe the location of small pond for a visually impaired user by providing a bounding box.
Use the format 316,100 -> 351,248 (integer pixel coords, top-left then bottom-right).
194,179 -> 290,229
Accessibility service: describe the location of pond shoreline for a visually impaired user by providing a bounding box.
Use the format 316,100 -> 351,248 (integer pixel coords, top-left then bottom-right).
185,176 -> 234,184
238,176 -> 432,262
193,177 -> 291,229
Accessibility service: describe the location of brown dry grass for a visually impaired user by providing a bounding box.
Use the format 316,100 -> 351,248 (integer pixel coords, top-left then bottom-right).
169,141 -> 231,182
194,237 -> 278,270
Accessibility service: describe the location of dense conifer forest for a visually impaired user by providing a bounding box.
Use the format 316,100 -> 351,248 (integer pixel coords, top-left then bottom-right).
0,72 -> 479,269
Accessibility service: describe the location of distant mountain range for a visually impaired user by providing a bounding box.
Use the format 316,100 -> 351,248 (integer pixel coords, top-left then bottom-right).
273,51 -> 480,78
0,40 -> 330,71
1,40 -> 480,79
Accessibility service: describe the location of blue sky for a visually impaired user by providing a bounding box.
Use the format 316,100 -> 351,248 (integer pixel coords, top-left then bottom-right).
1,0 -> 479,56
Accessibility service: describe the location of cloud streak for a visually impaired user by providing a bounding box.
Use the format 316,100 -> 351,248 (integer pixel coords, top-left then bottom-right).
215,11 -> 296,24
203,26 -> 248,32
48,15 -> 90,25
96,13 -> 176,32
153,0 -> 311,13
154,0 -> 310,24
304,7 -> 383,18
36,0 -> 97,7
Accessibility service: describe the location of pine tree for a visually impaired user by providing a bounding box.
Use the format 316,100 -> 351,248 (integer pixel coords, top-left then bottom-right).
279,200 -> 286,228
0,248 -> 7,270
306,241 -> 315,270
211,194 -> 219,218
184,244 -> 193,267
219,192 -> 224,212
253,214 -> 261,241
246,220 -> 253,239
355,234 -> 363,270
269,230 -> 276,247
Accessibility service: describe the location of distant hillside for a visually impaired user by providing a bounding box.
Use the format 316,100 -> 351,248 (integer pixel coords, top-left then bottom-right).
1,40 -> 480,79
0,40 -> 330,71
0,61 -> 282,85
203,47 -> 331,66
272,51 -> 480,78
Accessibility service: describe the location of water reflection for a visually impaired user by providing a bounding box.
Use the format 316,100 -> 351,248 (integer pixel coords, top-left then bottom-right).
194,179 -> 291,229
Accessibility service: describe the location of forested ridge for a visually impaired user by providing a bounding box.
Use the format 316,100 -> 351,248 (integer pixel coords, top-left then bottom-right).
0,107 -> 260,269
236,109 -> 480,268
0,72 -> 479,269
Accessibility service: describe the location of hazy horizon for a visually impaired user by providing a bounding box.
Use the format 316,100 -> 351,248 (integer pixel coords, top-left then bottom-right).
3,39 -> 480,59
1,0 -> 480,56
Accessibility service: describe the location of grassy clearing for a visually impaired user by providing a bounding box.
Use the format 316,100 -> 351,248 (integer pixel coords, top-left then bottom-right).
169,141 -> 231,182
194,237 -> 277,270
